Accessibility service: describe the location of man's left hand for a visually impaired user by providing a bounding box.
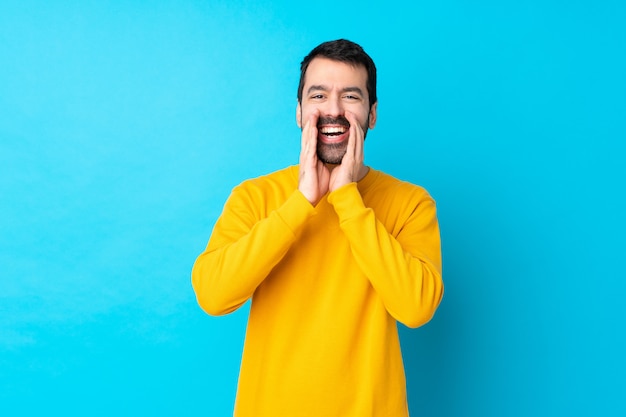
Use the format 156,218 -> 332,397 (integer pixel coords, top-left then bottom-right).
329,110 -> 367,192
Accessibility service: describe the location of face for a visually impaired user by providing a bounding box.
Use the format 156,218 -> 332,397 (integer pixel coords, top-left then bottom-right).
297,57 -> 377,164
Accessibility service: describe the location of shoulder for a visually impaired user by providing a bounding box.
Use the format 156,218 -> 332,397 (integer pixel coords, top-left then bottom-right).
366,169 -> 435,206
228,166 -> 298,212
362,169 -> 438,234
234,165 -> 298,194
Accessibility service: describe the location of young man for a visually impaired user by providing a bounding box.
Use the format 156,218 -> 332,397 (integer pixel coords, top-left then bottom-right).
192,39 -> 444,417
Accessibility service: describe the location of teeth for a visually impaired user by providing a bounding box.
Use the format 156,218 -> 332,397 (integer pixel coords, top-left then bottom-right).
321,127 -> 346,134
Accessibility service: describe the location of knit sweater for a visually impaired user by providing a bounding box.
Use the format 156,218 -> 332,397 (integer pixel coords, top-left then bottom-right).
192,165 -> 443,417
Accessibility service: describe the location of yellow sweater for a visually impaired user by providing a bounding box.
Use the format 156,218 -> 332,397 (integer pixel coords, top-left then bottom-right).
192,165 -> 443,417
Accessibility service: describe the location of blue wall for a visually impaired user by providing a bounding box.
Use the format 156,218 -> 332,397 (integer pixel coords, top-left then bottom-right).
1,1 -> 624,416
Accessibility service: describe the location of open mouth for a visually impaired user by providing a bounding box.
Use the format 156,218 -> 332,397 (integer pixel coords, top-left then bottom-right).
318,125 -> 349,144
317,117 -> 350,142
319,126 -> 347,136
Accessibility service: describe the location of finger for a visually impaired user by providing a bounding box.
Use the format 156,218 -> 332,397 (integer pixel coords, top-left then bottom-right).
346,111 -> 364,142
353,117 -> 364,164
301,110 -> 320,162
304,110 -> 320,156
344,111 -> 362,160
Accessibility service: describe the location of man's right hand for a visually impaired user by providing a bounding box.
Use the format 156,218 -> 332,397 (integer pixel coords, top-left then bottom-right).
298,110 -> 330,206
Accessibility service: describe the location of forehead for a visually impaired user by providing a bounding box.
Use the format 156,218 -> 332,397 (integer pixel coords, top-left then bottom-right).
303,57 -> 368,90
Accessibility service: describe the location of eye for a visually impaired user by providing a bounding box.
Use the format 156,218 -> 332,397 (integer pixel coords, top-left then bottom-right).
344,94 -> 360,100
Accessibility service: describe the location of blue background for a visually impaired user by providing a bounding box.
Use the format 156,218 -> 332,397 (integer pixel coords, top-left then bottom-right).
1,1 -> 624,416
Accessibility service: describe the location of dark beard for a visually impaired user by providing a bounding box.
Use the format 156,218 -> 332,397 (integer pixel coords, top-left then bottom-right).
317,141 -> 347,165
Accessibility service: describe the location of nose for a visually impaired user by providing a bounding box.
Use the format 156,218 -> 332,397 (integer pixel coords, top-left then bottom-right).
323,95 -> 343,117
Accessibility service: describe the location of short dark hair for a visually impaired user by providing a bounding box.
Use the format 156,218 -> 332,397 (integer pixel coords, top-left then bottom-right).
297,39 -> 377,108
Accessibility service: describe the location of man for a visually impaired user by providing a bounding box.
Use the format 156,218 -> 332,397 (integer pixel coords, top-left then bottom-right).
192,39 -> 443,417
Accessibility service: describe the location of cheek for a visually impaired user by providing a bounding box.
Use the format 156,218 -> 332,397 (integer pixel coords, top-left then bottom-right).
301,105 -> 318,116
356,110 -> 371,128
300,107 -> 320,124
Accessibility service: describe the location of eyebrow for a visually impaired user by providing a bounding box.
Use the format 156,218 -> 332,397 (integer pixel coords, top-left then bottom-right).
307,85 -> 364,96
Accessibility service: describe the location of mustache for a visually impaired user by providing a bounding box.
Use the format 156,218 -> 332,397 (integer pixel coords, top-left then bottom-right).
317,116 -> 350,128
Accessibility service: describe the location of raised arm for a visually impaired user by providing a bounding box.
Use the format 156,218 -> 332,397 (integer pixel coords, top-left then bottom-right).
192,185 -> 315,316
328,183 -> 444,328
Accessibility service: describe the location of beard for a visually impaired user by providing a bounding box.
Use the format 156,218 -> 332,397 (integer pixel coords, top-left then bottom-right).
314,115 -> 369,165
317,141 -> 348,165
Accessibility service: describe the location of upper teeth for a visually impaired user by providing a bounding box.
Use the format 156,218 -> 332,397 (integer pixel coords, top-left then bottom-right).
321,127 -> 346,134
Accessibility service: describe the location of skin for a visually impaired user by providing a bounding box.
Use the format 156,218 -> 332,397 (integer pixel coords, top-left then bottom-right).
296,57 -> 378,206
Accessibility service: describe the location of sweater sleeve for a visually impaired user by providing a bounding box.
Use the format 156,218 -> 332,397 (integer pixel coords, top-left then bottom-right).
192,185 -> 316,316
327,182 -> 444,328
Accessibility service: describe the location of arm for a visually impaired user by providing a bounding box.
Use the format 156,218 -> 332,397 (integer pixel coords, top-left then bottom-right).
324,111 -> 443,327
193,109 -> 332,316
327,183 -> 444,328
192,185 -> 315,316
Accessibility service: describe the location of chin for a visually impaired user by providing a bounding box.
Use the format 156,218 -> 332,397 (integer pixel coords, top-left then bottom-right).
317,154 -> 344,165
317,143 -> 347,165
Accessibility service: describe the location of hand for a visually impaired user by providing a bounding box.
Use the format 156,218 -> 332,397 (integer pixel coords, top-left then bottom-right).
329,110 -> 366,192
298,110 -> 330,205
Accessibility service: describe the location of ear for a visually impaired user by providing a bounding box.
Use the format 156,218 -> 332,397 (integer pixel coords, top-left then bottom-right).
296,101 -> 302,128
368,101 -> 378,129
